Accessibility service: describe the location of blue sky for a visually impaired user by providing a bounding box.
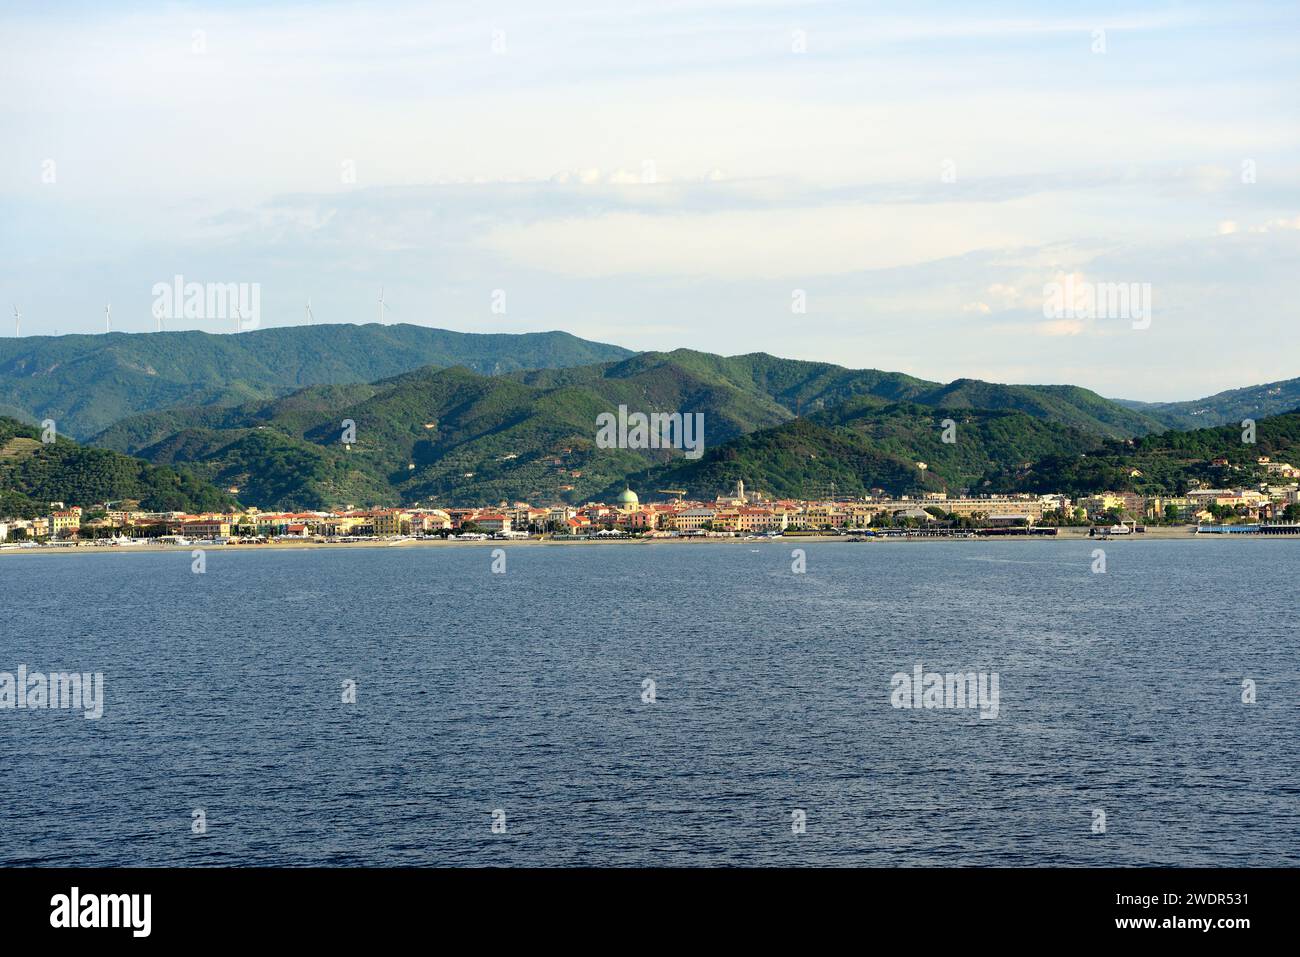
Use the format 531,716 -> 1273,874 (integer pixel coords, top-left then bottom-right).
1,0 -> 1298,399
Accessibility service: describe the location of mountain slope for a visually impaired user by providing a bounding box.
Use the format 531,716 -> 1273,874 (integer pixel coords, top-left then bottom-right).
1116,377 -> 1300,430
511,351 -> 796,436
984,408 -> 1300,497
0,324 -> 633,439
79,347 -> 1300,510
919,380 -> 1165,437
515,349 -> 1162,439
96,363 -> 733,509
537,349 -> 937,412
614,400 -> 1104,501
0,417 -> 235,519
89,348 -> 1196,509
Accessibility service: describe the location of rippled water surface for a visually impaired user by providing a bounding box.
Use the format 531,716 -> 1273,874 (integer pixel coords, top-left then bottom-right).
2,539 -> 1297,866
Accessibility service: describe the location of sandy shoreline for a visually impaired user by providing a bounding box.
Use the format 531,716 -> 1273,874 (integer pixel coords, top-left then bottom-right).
0,525 -> 1254,557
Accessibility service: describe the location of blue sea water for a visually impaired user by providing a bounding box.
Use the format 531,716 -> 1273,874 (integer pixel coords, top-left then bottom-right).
1,539 -> 1297,866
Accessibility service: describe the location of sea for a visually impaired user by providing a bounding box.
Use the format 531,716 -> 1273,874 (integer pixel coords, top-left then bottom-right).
1,539 -> 1297,866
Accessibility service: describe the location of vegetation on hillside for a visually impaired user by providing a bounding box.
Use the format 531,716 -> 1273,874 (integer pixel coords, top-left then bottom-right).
0,417 -> 235,517
982,410 -> 1300,497
80,344 -> 1300,510
0,324 -> 633,439
1117,377 -> 1300,430
513,349 -> 1165,439
615,401 -> 1102,500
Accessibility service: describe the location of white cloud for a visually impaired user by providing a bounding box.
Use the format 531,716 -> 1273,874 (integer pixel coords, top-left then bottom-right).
476,202 -> 1037,279
1249,215 -> 1300,232
1037,319 -> 1086,337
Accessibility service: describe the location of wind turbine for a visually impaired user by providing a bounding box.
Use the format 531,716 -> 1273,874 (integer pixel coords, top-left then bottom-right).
105,303 -> 112,333
378,287 -> 392,325
12,305 -> 20,338
305,298 -> 314,325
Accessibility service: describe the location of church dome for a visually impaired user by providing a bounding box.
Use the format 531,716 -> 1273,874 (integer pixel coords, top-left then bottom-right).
616,488 -> 639,507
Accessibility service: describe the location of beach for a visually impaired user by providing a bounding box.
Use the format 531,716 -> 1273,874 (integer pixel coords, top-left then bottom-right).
0,524 -> 1233,557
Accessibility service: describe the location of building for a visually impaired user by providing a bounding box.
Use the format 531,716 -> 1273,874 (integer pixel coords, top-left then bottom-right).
733,507 -> 788,532
940,496 -> 1049,522
616,506 -> 664,531
671,507 -> 717,532
716,478 -> 753,506
711,509 -> 740,531
371,510 -> 410,536
317,515 -> 368,536
985,514 -> 1032,528
547,506 -> 577,527
1187,489 -> 1267,512
49,507 -> 83,539
802,504 -> 849,528
407,509 -> 453,533
1259,457 -> 1300,478
1146,496 -> 1198,522
1077,492 -> 1143,520
472,513 -> 512,534
181,520 -> 232,539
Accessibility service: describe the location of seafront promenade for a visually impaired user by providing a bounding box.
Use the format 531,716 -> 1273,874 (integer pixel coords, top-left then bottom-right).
6,523 -> 1288,557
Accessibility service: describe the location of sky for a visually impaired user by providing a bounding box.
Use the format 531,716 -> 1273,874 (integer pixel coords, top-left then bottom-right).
1,0 -> 1298,401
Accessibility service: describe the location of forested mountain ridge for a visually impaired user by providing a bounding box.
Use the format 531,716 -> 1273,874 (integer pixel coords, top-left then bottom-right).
0,324 -> 634,439
0,417 -> 234,518
1115,377 -> 1300,431
88,359 -> 1241,510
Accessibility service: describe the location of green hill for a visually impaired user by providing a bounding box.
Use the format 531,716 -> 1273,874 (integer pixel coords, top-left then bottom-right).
94,365 -> 707,509
2,321 -> 1286,450
92,362 -> 1110,508
0,324 -> 634,440
919,379 -> 1164,437
1115,377 -> 1300,431
616,417 -> 943,501
77,341 -> 1296,509
616,405 -> 1300,505
85,352 -> 1199,509
614,400 -> 1103,501
0,417 -> 235,519
514,349 -> 1162,439
92,354 -> 840,508
983,409 -> 1300,497
515,349 -> 933,414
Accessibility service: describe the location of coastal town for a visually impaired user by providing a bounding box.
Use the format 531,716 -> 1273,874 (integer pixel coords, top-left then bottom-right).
4,469 -> 1300,547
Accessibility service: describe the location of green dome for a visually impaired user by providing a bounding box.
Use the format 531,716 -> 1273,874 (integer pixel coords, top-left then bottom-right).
616,488 -> 639,507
